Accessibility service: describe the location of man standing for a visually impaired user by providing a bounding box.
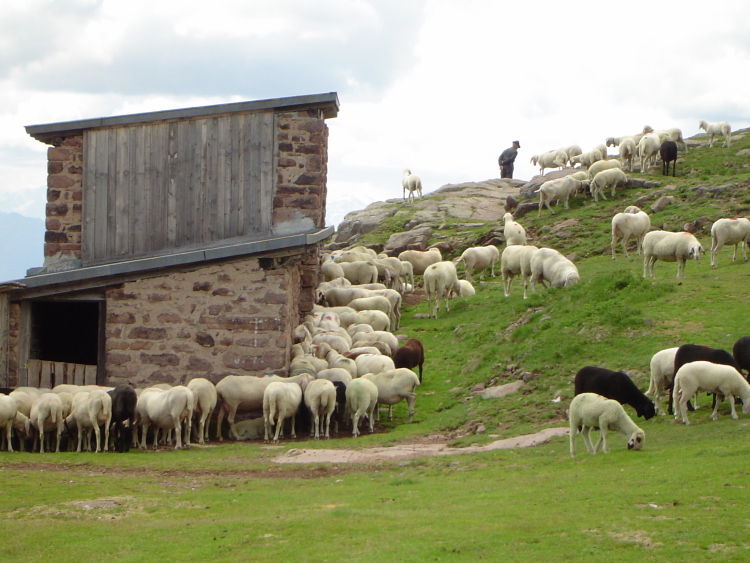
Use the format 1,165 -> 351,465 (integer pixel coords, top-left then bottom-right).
499,140 -> 520,179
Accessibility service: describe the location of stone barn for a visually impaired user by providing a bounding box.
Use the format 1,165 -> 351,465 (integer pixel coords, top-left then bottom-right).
0,92 -> 339,389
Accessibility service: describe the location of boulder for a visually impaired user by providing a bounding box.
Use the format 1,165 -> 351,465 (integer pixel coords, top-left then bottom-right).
383,225 -> 434,256
334,202 -> 398,243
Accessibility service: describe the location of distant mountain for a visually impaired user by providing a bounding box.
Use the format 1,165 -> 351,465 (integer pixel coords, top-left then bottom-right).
0,212 -> 44,281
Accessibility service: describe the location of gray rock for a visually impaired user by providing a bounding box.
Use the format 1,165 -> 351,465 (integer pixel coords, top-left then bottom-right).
650,196 -> 675,213
383,225 -> 433,256
334,202 -> 398,243
481,380 -> 524,399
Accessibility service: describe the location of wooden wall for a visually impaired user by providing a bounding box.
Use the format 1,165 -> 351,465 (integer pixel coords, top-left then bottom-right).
82,111 -> 275,263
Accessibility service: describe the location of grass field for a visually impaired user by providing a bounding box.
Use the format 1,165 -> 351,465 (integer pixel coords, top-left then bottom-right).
2,132 -> 750,562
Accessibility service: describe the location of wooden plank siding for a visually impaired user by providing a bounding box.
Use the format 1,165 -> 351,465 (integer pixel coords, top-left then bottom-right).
26,360 -> 97,388
81,111 -> 276,264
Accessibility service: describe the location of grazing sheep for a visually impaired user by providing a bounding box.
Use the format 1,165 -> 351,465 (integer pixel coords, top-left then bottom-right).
339,261 -> 379,285
530,150 -> 567,175
263,381 -> 304,442
362,368 -> 420,423
28,393 -> 64,453
611,207 -> 650,259
347,296 -> 393,324
646,347 -> 679,416
529,248 -> 579,292
570,149 -> 602,169
456,245 -> 500,283
710,218 -> 750,268
375,256 -> 404,291
502,213 -> 527,246
590,168 -> 627,202
346,378 -> 379,437
733,336 -> 750,376
316,342 -> 358,378
672,343 -> 742,414
142,386 -> 194,450
0,395 -> 18,451
65,390 -> 112,453
354,354 -> 395,377
673,361 -> 750,424
574,366 -> 656,420
392,338 -> 425,383
318,286 -> 373,308
501,244 -> 539,299
187,378 -> 217,444
559,145 -> 583,166
315,368 -> 353,386
338,310 -> 391,332
534,176 -> 588,216
402,169 -> 423,202
320,260 -> 345,281
108,385 -> 137,453
587,159 -> 622,180
398,247 -> 442,276
423,261 -> 461,318
617,137 -> 637,172
638,132 -> 661,172
304,379 -> 337,439
367,288 -> 402,330
569,393 -> 645,457
351,330 -> 398,356
698,120 -> 731,148
642,231 -> 704,278
458,279 -> 475,297
660,140 -> 678,176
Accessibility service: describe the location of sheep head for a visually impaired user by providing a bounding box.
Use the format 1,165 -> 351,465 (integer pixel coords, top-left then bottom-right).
627,429 -> 645,450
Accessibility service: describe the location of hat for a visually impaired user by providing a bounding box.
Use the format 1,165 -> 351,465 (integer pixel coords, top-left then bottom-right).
513,140 -> 520,147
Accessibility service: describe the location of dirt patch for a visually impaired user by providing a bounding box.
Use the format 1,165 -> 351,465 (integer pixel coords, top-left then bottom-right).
272,427 -> 568,464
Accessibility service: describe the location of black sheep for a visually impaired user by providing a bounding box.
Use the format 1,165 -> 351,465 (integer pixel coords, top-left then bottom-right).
108,385 -> 137,453
660,140 -> 678,176
670,344 -> 743,414
732,336 -> 750,375
392,338 -> 425,382
574,366 -> 656,420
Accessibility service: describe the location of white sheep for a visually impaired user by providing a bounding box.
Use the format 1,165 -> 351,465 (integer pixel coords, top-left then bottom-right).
346,378 -> 379,437
399,260 -> 415,292
402,169 -> 423,201
304,379 -> 337,439
263,381 -> 304,442
362,368 -> 420,423
559,145 -> 583,166
339,261 -> 379,285
320,260 -> 345,282
501,244 -> 539,299
534,176 -> 587,216
503,213 -> 527,246
375,256 -> 404,291
346,295 -> 392,324
642,231 -> 704,278
698,120 -> 731,148
367,288 -> 403,330
593,144 -> 607,160
354,353 -> 395,377
529,248 -> 579,292
398,247 -> 442,276
590,168 -> 627,202
569,392 -> 645,456
316,367 -> 353,386
351,330 -> 399,356
28,393 -> 64,453
458,279 -> 475,297
710,217 -> 750,269
423,261 -> 461,318
642,126 -> 687,151
316,341 -> 358,378
587,158 -> 622,180
333,246 -> 377,262
617,137 -> 637,172
570,149 -> 602,169
0,395 -> 18,452
673,361 -> 750,425
187,378 -> 217,444
456,245 -> 500,283
638,132 -> 661,172
646,347 -> 679,416
64,390 -> 112,453
530,150 -> 567,175
338,310 -> 391,332
142,386 -> 194,450
611,207 -> 651,259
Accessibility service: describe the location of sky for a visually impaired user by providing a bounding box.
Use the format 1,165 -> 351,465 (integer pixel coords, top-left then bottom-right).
2,0 -> 750,275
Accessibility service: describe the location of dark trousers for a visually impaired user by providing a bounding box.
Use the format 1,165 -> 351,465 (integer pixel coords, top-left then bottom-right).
500,164 -> 513,179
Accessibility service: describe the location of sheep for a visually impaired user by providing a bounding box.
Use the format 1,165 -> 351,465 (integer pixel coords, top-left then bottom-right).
733,336 -> 750,376
574,366 -> 656,420
646,347 -> 679,416
642,231 -> 704,278
141,386 -> 194,450
501,244 -> 539,299
458,279 -> 475,297
423,261 -> 461,319
590,168 -> 627,202
108,385 -> 137,453
27,393 -> 64,453
398,247 -> 442,276
672,343 -> 742,414
65,390 -> 112,453
534,176 -> 588,216
402,169 -> 423,201
399,260 -> 415,292
643,125 -> 687,151
318,286 -> 373,308
316,341 -> 358,378
456,245 -> 500,283
320,260 -> 345,281
698,120 -> 731,148
367,288 -> 402,330
392,338 -> 425,382
502,213 -> 527,246
263,381 -> 304,442
311,329 -> 353,355
660,140 -> 678,176
333,246 -> 377,263
375,256 -> 403,291
559,144 -> 583,166
339,261 -> 379,285
710,217 -> 750,268
569,393 -> 645,457
346,378 -> 379,437
617,137 -> 637,172
361,368 -> 420,423
611,207 -> 650,259
354,354 -> 395,376
529,248 -> 579,292
303,379 -> 336,439
530,150 -> 567,175
0,395 -> 18,452
638,133 -> 661,172
187,378 -> 217,444
570,149 -> 602,169
338,310 -> 391,332
347,296 -> 393,328
351,330 -> 399,356
316,368 -> 353,386
587,159 -> 622,180
673,361 -> 750,424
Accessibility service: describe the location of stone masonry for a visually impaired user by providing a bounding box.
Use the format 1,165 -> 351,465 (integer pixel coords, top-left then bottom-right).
44,136 -> 83,268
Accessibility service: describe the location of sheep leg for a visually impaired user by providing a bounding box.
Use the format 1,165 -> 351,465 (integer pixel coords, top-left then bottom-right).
215,404 -> 226,441
580,426 -> 595,455
728,395 -> 738,420
406,393 -> 417,423
4,424 -> 11,453
93,423 -> 101,453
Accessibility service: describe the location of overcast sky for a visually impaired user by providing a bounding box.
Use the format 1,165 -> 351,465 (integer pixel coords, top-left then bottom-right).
2,0 -> 750,255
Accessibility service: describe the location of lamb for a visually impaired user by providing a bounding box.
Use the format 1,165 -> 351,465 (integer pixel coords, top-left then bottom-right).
346,378 -> 379,437
660,140 -> 678,176
534,176 -> 588,216
617,137 -> 637,172
589,168 -> 627,202
0,395 -> 18,452
698,120 -> 731,148
303,379 -> 336,439
362,368 -> 420,423
673,361 -> 750,424
529,248 -> 579,292
501,244 -> 539,299
574,366 -> 656,419
611,207 -> 650,259
27,392 -> 64,453
402,169 -> 423,202
456,245 -> 500,283
570,149 -> 602,169
530,150 -> 567,175
187,378 -> 217,444
710,217 -> 750,268
642,231 -> 704,278
587,159 -> 622,180
398,247 -> 442,276
339,261 -> 379,285
502,213 -> 527,246
263,381 -> 304,442
638,132 -> 661,172
108,385 -> 137,453
646,347 -> 679,415
392,338 -> 425,382
569,393 -> 645,457
423,261 -> 461,318
458,279 -> 475,297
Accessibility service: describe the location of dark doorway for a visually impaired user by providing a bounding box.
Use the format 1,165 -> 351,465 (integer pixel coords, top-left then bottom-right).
29,300 -> 101,365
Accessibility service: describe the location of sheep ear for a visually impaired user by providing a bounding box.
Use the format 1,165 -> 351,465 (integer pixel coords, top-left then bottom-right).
637,436 -> 642,443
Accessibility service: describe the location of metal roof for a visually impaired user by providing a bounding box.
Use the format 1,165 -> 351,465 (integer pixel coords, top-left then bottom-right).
26,92 -> 340,144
